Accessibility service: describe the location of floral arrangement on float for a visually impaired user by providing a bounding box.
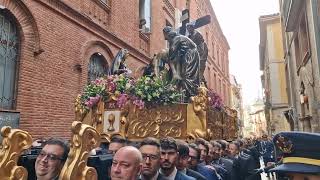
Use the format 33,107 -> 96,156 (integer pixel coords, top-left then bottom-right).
207,89 -> 224,111
77,74 -> 181,110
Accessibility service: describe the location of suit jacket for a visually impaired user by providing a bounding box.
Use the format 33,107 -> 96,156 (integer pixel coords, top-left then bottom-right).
186,168 -> 206,180
157,171 -> 195,180
175,171 -> 196,180
194,164 -> 219,180
231,152 -> 261,180
156,173 -> 164,180
260,141 -> 274,161
218,157 -> 233,173
211,163 -> 228,180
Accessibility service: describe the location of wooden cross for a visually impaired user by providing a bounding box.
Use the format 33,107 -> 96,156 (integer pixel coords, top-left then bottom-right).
178,9 -> 211,35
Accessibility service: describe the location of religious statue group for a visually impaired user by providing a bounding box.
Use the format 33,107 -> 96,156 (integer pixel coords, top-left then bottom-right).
111,23 -> 208,102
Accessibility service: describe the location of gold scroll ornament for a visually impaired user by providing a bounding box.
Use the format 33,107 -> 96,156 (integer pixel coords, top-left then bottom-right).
127,104 -> 187,140
75,96 -> 104,134
0,126 -> 32,180
59,121 -> 100,180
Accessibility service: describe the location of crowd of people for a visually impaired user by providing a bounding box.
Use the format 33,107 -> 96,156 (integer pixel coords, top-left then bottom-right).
29,131 -> 320,180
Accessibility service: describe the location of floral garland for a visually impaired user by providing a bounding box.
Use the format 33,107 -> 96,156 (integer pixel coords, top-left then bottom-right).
78,74 -> 181,110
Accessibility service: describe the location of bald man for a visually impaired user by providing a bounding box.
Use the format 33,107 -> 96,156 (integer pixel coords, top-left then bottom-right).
111,146 -> 143,180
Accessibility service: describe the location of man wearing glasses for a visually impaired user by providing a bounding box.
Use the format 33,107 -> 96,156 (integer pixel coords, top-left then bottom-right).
139,137 -> 162,180
176,140 -> 206,180
34,138 -> 70,180
188,143 -> 219,180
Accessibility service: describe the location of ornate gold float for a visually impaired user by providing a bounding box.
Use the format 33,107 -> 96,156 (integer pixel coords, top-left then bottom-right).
76,83 -> 238,141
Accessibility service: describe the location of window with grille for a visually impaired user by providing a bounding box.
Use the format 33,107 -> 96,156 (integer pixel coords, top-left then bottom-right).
87,53 -> 108,83
0,11 -> 19,110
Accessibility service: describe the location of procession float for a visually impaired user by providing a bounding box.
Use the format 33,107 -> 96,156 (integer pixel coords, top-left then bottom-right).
74,27 -> 238,143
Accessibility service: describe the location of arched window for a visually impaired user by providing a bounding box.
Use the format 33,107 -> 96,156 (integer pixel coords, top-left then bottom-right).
87,53 -> 108,82
0,10 -> 20,110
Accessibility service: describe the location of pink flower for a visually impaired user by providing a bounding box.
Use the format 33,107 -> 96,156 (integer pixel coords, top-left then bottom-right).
84,100 -> 93,108
107,81 -> 116,93
116,94 -> 129,108
133,99 -> 145,109
94,79 -> 101,85
85,95 -> 101,108
208,89 -> 223,110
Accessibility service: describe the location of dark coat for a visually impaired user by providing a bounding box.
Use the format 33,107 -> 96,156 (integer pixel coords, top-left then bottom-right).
218,157 -> 234,173
174,171 -> 196,180
211,162 -> 229,180
231,152 -> 261,180
243,147 -> 261,169
186,168 -> 206,180
260,140 -> 275,163
193,164 -> 219,180
157,171 -> 195,180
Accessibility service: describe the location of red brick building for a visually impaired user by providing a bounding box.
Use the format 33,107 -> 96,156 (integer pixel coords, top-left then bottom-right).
188,0 -> 230,106
0,0 -> 230,138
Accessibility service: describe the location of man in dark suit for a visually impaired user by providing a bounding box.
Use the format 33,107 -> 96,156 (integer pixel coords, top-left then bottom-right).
194,138 -> 209,164
210,141 -> 232,180
139,137 -> 162,180
260,135 -> 275,167
34,138 -> 70,180
110,146 -> 143,180
229,140 -> 259,180
176,140 -> 206,180
188,143 -> 219,180
159,137 -> 195,180
216,140 -> 228,158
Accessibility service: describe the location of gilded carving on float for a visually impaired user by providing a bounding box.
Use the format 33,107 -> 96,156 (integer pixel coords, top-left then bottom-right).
0,126 -> 32,180
191,82 -> 209,129
59,121 -> 100,180
75,95 -> 88,121
75,98 -> 104,134
119,107 -> 130,138
187,83 -> 210,140
127,104 -> 187,139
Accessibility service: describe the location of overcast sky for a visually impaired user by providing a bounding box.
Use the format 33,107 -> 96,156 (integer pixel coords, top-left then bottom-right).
209,0 -> 279,105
